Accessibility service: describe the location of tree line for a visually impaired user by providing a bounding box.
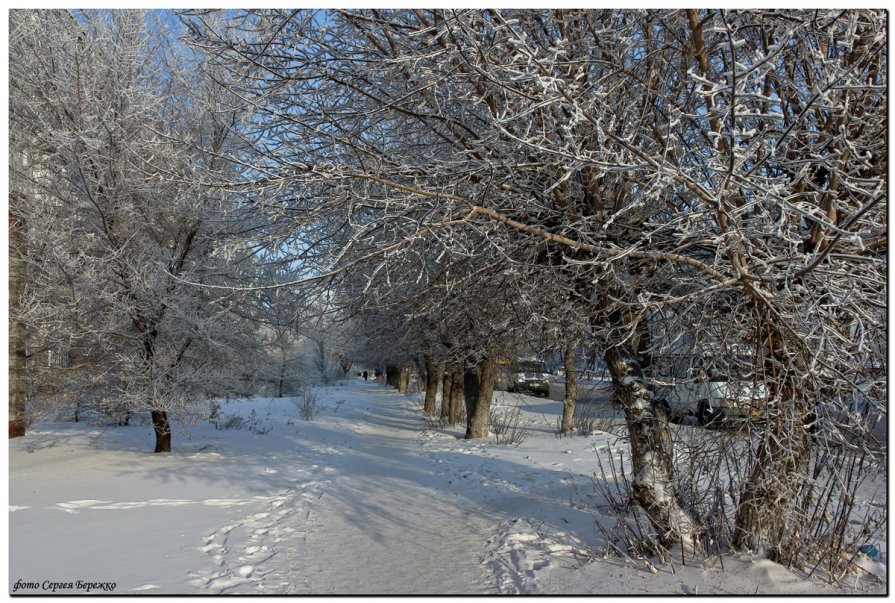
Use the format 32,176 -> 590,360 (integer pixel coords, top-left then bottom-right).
9,9 -> 886,570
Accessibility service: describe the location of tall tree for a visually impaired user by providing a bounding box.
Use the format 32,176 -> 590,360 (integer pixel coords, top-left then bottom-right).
9,10 -> 263,452
8,191 -> 28,438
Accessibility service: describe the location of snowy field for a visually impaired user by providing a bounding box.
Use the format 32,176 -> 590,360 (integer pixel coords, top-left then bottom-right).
7,379 -> 887,596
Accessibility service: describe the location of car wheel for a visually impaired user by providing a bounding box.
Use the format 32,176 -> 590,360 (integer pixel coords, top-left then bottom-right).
697,400 -> 725,426
709,407 -> 727,425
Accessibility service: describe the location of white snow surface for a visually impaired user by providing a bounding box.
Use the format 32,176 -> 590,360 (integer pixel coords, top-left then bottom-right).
7,379 -> 887,596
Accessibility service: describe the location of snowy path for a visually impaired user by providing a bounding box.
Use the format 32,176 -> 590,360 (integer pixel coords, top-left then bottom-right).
9,380 -> 885,595
186,383 -> 496,594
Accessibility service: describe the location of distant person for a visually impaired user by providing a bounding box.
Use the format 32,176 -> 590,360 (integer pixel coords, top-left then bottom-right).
363,370 -> 368,381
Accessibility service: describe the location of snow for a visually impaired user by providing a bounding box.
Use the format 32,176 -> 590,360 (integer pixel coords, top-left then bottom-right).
7,379 -> 887,596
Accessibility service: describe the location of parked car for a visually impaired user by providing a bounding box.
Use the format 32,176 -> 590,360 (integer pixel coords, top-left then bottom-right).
498,359 -> 551,397
650,355 -> 766,426
821,379 -> 887,446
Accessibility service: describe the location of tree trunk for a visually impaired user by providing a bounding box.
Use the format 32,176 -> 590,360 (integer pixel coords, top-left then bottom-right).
463,362 -> 479,421
603,343 -> 700,550
276,350 -> 287,398
561,344 -> 577,433
9,209 -> 27,438
440,369 -> 453,418
423,357 -> 440,415
465,356 -> 495,439
398,364 -> 411,394
732,399 -> 812,561
449,363 -> 464,425
733,318 -> 813,562
386,365 -> 399,388
151,410 -> 171,453
339,357 -> 352,377
316,341 -> 328,385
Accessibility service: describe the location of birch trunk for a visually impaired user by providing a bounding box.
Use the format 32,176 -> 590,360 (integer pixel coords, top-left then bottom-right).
604,344 -> 700,550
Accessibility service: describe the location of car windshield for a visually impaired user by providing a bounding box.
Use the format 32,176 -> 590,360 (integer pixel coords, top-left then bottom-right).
518,361 -> 546,373
653,355 -> 754,382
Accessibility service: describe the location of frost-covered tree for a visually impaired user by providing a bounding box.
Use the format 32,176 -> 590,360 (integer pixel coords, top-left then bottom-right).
9,10 -> 265,452
182,6 -> 700,544
666,9 -> 887,560
184,9 -> 886,561
343,216 -> 572,435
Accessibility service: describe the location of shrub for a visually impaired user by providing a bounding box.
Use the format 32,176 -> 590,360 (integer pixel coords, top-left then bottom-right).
490,406 -> 529,446
295,389 -> 319,421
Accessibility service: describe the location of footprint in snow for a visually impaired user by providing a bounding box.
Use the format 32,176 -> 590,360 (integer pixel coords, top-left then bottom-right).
191,483 -> 325,594
483,518 -> 588,595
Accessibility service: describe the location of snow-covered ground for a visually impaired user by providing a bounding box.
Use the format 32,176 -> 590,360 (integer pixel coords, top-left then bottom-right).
7,379 -> 887,595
